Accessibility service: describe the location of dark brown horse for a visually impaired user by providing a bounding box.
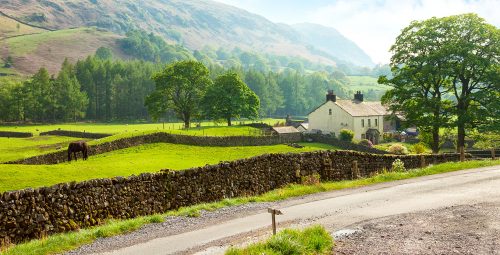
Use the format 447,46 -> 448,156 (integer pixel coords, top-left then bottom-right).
68,141 -> 89,161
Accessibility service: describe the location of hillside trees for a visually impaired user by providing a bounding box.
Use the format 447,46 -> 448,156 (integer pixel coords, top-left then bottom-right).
382,13 -> 499,152
147,61 -> 212,128
203,72 -> 259,125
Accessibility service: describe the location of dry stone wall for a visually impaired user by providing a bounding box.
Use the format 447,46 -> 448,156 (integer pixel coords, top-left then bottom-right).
0,150 -> 467,245
0,131 -> 33,138
7,132 -> 302,165
40,130 -> 112,139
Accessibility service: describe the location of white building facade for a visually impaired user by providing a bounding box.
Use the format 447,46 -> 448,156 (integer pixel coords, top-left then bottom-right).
308,91 -> 394,144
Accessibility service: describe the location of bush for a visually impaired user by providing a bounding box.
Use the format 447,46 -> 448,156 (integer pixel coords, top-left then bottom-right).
339,129 -> 354,142
412,143 -> 427,154
391,159 -> 406,172
388,143 -> 408,155
358,139 -> 373,148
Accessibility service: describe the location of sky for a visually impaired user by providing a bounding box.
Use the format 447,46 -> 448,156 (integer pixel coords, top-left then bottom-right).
213,0 -> 500,64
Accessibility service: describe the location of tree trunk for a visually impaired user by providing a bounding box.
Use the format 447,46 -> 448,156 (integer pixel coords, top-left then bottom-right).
456,100 -> 466,152
431,125 -> 440,154
183,112 -> 190,129
227,117 -> 232,126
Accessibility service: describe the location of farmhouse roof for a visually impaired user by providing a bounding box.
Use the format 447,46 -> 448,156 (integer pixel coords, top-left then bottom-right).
272,126 -> 300,134
335,100 -> 389,117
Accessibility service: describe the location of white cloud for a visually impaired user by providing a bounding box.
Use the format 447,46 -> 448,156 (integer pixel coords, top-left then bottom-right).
214,0 -> 500,64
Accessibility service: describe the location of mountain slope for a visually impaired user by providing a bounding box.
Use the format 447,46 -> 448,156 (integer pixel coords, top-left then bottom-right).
292,23 -> 374,67
0,0 -> 373,69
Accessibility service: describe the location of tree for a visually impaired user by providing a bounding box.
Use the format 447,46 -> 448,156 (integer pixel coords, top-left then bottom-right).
146,61 -> 212,128
203,72 -> 259,126
381,13 -> 499,152
95,47 -> 113,60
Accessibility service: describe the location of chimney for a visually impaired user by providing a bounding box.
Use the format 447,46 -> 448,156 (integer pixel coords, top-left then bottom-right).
326,90 -> 336,102
354,91 -> 364,102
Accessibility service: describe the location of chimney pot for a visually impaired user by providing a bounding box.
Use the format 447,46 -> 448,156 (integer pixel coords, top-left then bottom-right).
326,90 -> 336,102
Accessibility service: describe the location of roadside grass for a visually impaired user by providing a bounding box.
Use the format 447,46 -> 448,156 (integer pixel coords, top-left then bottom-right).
0,143 -> 336,192
0,119 -> 281,135
0,136 -> 84,163
225,225 -> 333,255
3,159 -> 498,255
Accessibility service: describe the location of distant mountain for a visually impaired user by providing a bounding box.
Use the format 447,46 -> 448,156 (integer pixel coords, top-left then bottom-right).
0,0 -> 374,73
292,23 -> 374,67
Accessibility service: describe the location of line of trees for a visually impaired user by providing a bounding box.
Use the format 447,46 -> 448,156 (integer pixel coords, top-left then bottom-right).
380,14 -> 499,153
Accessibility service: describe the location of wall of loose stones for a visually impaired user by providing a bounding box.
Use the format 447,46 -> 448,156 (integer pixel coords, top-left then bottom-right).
0,131 -> 33,138
0,150 -> 467,246
6,132 -> 302,165
40,130 -> 112,139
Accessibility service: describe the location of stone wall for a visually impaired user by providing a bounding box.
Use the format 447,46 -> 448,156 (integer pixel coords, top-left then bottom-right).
40,130 -> 112,139
6,132 -> 302,165
0,150 -> 467,245
305,134 -> 388,154
0,131 -> 33,138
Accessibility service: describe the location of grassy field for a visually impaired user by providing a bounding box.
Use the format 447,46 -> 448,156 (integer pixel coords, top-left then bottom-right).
3,159 -> 498,255
0,142 -> 336,192
0,120 -> 281,135
346,75 -> 391,100
0,16 -> 46,40
0,136 -> 84,163
226,225 -> 333,255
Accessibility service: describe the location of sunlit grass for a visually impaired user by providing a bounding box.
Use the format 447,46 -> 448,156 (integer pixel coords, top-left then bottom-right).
0,143 -> 336,192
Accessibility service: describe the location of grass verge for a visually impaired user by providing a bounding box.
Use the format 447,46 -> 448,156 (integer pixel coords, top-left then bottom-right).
2,159 -> 499,255
225,225 -> 333,255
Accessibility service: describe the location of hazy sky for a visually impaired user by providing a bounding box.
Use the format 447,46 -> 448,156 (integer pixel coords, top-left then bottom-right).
213,0 -> 500,64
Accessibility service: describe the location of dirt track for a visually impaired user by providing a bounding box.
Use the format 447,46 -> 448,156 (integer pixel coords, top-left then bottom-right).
334,203 -> 500,254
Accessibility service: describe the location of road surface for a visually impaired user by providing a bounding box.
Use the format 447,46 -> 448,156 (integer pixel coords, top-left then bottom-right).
89,165 -> 500,255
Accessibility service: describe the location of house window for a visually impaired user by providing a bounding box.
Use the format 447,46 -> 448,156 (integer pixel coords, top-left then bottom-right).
368,119 -> 371,127
329,109 -> 332,115
361,119 -> 364,127
375,119 -> 378,126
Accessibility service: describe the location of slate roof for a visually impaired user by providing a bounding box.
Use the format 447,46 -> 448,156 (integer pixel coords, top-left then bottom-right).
272,126 -> 300,134
308,99 -> 390,117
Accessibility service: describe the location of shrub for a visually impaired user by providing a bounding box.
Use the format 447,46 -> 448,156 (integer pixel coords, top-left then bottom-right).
391,159 -> 406,172
358,139 -> 373,148
412,143 -> 427,154
301,173 -> 321,186
388,143 -> 408,155
339,129 -> 354,142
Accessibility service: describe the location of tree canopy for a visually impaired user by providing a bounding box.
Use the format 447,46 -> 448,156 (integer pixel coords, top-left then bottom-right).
381,13 -> 499,152
202,72 -> 259,126
146,61 -> 212,128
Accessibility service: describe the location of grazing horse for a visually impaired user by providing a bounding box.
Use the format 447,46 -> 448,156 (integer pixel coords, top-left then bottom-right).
68,141 -> 89,161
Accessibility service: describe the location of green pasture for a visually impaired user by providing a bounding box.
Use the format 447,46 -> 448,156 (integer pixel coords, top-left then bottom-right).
0,119 -> 281,136
347,75 -> 391,91
0,136 -> 84,163
0,142 -> 337,192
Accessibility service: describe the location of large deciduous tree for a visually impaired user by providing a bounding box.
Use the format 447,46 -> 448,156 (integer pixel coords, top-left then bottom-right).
381,13 -> 499,152
146,61 -> 212,128
203,71 -> 259,126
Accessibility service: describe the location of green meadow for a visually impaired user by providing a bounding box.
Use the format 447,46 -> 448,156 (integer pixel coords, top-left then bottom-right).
0,142 -> 337,192
0,119 -> 280,135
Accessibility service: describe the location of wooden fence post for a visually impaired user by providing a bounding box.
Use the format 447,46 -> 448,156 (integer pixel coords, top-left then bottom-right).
420,155 -> 426,169
268,208 -> 283,235
492,149 -> 496,160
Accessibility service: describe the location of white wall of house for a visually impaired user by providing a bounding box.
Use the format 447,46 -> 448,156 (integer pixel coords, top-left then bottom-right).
309,102 -> 385,141
352,116 -> 384,140
308,101 -> 353,137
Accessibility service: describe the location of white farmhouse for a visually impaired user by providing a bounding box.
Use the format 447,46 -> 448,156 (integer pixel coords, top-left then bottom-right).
308,90 -> 397,144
